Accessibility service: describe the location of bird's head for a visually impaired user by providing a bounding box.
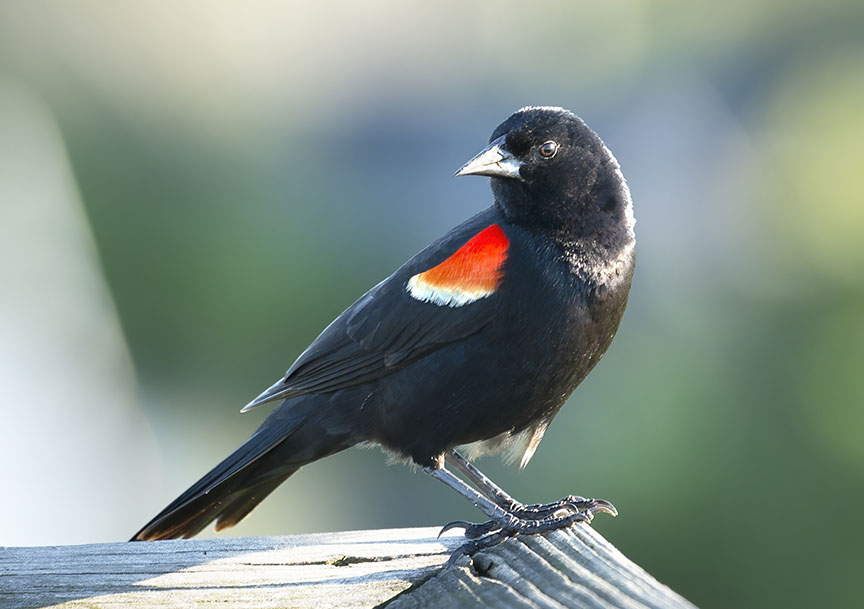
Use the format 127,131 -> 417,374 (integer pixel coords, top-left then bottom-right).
457,106 -> 634,244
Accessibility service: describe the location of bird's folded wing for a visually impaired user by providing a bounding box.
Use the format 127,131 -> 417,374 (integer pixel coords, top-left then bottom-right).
244,277 -> 496,409
243,211 -> 507,411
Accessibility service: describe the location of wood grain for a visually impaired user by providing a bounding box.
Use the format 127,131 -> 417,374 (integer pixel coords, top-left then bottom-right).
0,525 -> 697,609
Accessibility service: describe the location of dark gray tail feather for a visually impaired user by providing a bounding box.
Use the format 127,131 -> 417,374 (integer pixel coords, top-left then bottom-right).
131,404 -> 355,541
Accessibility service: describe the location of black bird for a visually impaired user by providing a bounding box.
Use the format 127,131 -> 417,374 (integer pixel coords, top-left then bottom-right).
132,106 -> 636,554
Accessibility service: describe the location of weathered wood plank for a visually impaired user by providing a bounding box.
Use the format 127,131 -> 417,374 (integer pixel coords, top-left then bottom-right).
0,525 -> 697,609
389,526 -> 696,609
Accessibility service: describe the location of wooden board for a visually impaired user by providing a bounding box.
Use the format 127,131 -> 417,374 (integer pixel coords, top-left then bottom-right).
0,525 -> 697,609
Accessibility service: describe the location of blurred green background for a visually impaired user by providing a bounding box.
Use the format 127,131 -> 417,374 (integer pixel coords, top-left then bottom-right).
1,1 -> 862,607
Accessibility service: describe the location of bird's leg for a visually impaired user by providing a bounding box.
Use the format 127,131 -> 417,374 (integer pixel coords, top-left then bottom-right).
445,450 -> 520,511
423,465 -> 521,550
446,450 -> 618,520
423,465 -> 512,523
425,460 -> 615,564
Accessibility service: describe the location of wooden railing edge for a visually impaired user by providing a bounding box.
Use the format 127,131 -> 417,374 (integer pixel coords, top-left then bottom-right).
0,525 -> 697,609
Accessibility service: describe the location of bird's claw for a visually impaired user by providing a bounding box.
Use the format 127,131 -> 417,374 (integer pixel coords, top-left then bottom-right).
585,497 -> 618,518
439,519 -> 499,539
438,520 -> 470,537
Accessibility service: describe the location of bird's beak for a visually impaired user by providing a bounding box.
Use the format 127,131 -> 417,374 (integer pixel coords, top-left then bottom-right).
455,135 -> 522,179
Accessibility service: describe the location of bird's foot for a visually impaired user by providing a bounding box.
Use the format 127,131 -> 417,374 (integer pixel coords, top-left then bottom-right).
439,495 -> 616,540
441,508 -> 606,566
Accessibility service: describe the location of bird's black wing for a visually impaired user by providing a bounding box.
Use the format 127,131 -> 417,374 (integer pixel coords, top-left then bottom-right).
244,210 -> 505,410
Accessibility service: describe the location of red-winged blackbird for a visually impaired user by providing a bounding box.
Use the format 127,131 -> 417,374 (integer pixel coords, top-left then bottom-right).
132,107 -> 636,555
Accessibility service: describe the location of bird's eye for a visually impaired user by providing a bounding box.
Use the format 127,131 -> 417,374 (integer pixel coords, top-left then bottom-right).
539,141 -> 559,158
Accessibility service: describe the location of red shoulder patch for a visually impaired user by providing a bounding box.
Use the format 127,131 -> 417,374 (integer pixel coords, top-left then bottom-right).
407,224 -> 510,306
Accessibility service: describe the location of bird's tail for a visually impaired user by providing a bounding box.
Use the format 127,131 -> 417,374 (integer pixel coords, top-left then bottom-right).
131,405 -> 354,541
